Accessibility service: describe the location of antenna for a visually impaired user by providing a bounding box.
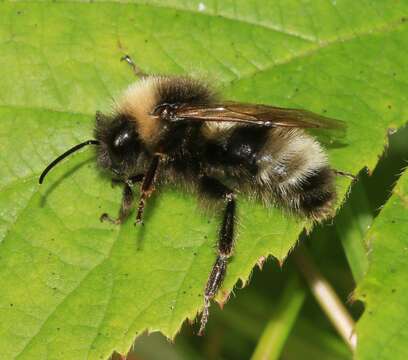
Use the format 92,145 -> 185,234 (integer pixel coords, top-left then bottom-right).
39,140 -> 100,184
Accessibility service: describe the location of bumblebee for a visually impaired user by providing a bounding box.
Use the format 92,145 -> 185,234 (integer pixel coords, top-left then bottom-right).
40,70 -> 349,334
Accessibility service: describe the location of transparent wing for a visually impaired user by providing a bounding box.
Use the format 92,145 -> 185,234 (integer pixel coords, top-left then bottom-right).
174,101 -> 347,138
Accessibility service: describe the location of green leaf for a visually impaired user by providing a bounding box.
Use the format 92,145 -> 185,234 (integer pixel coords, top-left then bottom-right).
251,272 -> 306,360
355,169 -> 408,359
0,1 -> 407,359
333,126 -> 408,283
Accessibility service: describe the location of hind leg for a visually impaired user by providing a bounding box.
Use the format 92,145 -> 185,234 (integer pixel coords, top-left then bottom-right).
198,176 -> 236,335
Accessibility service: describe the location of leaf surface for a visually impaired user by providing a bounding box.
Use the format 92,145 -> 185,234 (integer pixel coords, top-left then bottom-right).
0,1 -> 407,358
355,169 -> 408,359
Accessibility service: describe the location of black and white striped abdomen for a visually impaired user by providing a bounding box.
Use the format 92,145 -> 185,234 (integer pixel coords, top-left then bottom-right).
255,128 -> 335,221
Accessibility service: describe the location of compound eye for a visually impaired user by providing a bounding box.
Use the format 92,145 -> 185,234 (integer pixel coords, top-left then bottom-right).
114,131 -> 132,149
111,126 -> 140,159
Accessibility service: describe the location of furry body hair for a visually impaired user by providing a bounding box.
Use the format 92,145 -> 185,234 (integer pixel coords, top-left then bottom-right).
95,76 -> 335,220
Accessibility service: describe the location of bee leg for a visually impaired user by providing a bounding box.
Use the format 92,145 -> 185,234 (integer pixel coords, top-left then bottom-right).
198,176 -> 236,335
110,178 -> 122,188
120,54 -> 148,78
333,169 -> 356,180
100,174 -> 144,224
135,156 -> 161,225
100,183 -> 134,225
128,174 -> 145,184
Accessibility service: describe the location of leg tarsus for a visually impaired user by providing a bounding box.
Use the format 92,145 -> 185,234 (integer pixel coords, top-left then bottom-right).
100,183 -> 134,225
334,169 -> 356,180
100,212 -> 120,225
205,255 -> 228,296
135,198 -> 146,225
198,296 -> 211,336
100,174 -> 144,224
121,54 -> 148,78
199,254 -> 229,335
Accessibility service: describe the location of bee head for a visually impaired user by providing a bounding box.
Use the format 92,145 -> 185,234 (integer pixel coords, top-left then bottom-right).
95,111 -> 143,177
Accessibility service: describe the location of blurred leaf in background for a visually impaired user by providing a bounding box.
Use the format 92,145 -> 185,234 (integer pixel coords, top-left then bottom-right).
355,169 -> 408,360
0,1 -> 407,359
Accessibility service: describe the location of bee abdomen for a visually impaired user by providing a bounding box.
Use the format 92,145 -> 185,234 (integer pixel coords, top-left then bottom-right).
255,129 -> 336,221
270,166 -> 335,221
295,167 -> 335,220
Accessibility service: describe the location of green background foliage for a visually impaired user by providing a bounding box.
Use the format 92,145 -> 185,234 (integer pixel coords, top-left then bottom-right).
355,170 -> 408,360
0,1 -> 407,359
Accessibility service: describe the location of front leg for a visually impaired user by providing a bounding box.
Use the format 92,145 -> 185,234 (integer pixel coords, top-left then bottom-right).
198,176 -> 236,335
100,174 -> 144,225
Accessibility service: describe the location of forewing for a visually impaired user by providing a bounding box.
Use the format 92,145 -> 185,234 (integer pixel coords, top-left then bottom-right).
174,102 -> 347,139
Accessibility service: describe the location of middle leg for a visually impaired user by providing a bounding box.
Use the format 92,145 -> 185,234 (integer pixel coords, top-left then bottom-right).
135,155 -> 161,225
198,176 -> 236,335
